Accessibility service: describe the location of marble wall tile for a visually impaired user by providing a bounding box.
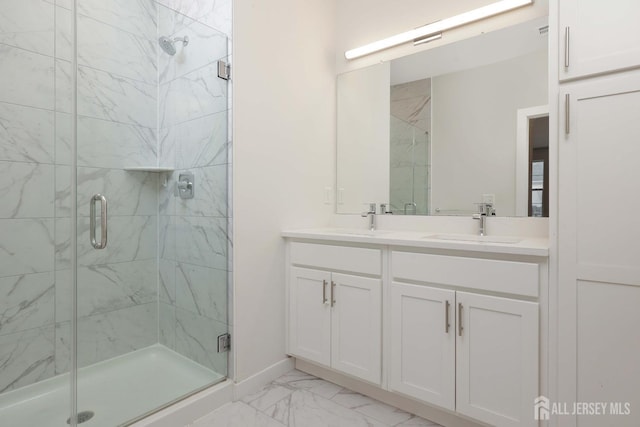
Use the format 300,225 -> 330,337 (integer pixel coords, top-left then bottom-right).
175,165 -> 227,218
0,44 -> 54,110
75,215 -> 157,266
159,302 -> 176,350
77,116 -> 157,169
159,19 -> 227,84
0,272 -> 55,336
159,215 -> 176,261
77,65 -> 157,128
159,260 -> 176,305
0,0 -> 55,57
55,302 -> 157,372
78,0 -> 157,38
159,130 -> 177,170
55,0 -> 72,11
0,219 -> 54,277
158,171 -> 176,215
155,0 -> 218,22
175,307 -> 227,373
75,167 -> 158,216
78,15 -> 157,84
159,61 -> 227,127
0,326 -> 55,393
157,2 -> 196,39
55,259 -> 157,322
175,216 -> 228,270
54,165 -> 71,217
55,5 -> 73,61
0,162 -> 54,219
0,102 -> 54,164
55,59 -> 72,113
54,218 -> 71,270
175,263 -> 227,323
199,0 -> 232,38
162,110 -> 228,169
55,112 -> 72,165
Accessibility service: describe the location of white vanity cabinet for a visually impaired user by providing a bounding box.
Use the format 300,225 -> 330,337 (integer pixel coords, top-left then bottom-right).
284,233 -> 548,427
559,0 -> 640,80
287,242 -> 382,385
390,251 -> 539,427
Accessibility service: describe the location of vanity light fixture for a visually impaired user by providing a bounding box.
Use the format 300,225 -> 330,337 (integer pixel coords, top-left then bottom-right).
344,0 -> 534,59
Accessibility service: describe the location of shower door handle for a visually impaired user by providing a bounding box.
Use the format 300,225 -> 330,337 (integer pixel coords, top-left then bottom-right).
90,194 -> 108,249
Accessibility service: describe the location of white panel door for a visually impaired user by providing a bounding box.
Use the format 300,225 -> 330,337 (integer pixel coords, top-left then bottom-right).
559,73 -> 640,426
559,0 -> 640,80
456,292 -> 538,427
288,267 -> 331,366
389,283 -> 455,410
576,281 -> 640,427
331,272 -> 382,384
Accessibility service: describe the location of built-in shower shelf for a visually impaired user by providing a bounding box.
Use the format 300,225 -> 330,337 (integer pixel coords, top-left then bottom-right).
124,167 -> 175,172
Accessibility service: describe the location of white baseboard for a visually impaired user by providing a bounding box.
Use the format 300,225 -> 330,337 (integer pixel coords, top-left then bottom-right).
233,357 -> 295,400
131,357 -> 295,427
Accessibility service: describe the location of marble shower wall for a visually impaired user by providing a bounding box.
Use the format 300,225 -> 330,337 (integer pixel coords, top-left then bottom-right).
390,79 -> 431,215
0,0 -> 161,393
156,0 -> 232,375
0,0 -> 58,393
56,0 -> 160,374
0,0 -> 232,394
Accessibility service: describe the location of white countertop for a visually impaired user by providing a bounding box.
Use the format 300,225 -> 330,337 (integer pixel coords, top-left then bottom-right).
282,228 -> 549,257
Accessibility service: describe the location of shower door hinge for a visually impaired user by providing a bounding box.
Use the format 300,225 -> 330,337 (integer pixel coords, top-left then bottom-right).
217,60 -> 231,80
217,333 -> 231,352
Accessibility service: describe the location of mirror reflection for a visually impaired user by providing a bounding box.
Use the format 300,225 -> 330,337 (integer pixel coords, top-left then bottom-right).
336,17 -> 549,217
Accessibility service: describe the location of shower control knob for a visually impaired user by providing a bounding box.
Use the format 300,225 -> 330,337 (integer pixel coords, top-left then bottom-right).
176,172 -> 195,199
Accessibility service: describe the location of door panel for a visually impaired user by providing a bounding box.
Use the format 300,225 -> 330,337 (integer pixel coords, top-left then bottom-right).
389,283 -> 455,410
456,292 -> 538,427
331,272 -> 381,384
288,267 -> 332,366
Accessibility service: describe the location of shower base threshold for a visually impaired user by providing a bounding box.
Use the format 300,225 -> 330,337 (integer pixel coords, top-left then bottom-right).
0,344 -> 224,427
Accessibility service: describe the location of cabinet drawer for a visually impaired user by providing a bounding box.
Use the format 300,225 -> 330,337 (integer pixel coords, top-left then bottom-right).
291,242 -> 382,276
392,252 -> 538,297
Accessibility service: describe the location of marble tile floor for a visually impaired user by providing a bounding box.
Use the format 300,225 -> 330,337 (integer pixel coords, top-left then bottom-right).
191,370 -> 442,427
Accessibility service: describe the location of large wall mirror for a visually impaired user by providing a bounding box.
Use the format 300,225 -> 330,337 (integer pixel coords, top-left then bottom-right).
336,16 -> 549,217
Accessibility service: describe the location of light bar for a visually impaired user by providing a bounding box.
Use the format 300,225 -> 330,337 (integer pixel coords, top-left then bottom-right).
344,0 -> 534,60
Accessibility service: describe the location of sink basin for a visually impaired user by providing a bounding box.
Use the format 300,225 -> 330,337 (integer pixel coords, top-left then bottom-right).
422,234 -> 522,244
322,228 -> 392,237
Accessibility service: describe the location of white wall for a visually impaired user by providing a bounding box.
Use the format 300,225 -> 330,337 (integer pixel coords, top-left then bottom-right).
431,49 -> 548,216
233,0 -> 336,381
336,0 -> 548,74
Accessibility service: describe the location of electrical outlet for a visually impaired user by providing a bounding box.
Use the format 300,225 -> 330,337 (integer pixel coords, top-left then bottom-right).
324,187 -> 332,205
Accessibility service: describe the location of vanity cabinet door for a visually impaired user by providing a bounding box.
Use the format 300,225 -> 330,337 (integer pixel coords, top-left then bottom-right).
389,283 -> 455,410
331,272 -> 382,385
288,267 -> 332,366
559,0 -> 640,80
456,292 -> 538,427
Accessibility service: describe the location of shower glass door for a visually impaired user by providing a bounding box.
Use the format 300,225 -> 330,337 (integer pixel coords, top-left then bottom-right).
0,0 -> 230,423
73,0 -> 230,425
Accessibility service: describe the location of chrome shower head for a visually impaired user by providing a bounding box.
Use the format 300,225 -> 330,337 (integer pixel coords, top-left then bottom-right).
158,35 -> 189,56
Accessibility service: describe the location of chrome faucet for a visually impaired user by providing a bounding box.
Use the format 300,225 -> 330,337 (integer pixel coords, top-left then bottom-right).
361,203 -> 377,231
473,203 -> 495,236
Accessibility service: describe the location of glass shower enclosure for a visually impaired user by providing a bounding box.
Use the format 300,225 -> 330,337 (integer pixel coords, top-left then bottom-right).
0,1 -> 231,425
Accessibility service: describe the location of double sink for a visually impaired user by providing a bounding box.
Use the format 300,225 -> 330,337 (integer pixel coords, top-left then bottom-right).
321,229 -> 521,244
